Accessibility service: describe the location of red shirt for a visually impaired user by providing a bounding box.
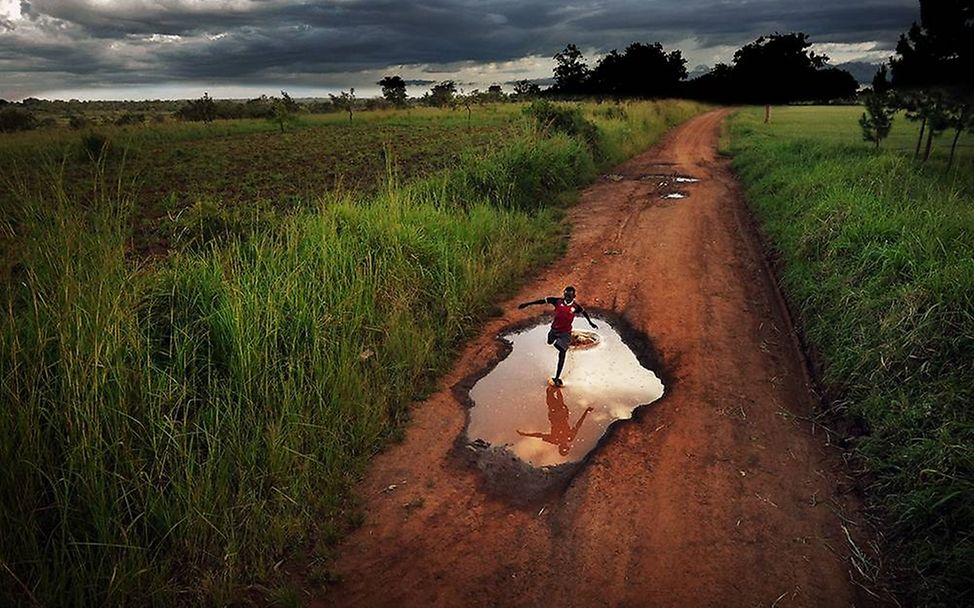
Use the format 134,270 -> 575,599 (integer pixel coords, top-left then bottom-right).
551,299 -> 579,333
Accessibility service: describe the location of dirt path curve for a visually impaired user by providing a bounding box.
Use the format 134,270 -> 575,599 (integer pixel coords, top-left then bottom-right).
316,110 -> 875,607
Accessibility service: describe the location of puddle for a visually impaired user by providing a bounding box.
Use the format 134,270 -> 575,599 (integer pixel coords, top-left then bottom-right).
601,172 -> 699,188
639,173 -> 699,184
456,316 -> 665,504
634,173 -> 699,202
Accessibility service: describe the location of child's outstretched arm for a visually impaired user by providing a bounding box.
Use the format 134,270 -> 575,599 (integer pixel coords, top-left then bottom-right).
577,304 -> 598,328
517,296 -> 557,309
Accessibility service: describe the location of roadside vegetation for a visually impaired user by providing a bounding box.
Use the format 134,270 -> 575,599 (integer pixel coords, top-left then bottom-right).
0,99 -> 708,605
728,105 -> 973,606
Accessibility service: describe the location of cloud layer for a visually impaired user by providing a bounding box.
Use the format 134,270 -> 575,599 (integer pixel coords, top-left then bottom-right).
1,0 -> 918,99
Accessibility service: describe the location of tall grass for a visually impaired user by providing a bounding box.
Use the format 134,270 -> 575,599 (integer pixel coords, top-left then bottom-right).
1,99 -> 708,605
729,106 -> 974,606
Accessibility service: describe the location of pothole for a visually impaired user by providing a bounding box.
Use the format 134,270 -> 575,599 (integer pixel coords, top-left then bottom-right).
639,173 -> 700,184
454,314 -> 666,505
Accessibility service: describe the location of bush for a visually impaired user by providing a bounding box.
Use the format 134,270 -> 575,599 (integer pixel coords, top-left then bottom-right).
114,112 -> 146,127
447,134 -> 595,211
594,105 -> 629,120
169,198 -> 280,249
79,131 -> 112,161
0,107 -> 38,132
523,100 -> 604,158
68,115 -> 90,130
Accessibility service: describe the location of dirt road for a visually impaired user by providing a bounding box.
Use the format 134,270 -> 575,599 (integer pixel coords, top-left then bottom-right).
316,110 -> 876,607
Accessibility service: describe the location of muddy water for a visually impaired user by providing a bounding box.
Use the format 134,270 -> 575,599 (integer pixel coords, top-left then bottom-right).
466,320 -> 664,468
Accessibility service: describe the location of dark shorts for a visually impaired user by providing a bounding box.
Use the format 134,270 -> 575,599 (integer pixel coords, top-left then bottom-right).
547,329 -> 571,351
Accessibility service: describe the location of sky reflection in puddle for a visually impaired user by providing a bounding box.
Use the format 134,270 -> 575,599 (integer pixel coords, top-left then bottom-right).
466,320 -> 664,468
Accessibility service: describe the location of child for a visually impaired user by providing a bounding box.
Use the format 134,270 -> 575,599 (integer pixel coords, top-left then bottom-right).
518,285 -> 597,386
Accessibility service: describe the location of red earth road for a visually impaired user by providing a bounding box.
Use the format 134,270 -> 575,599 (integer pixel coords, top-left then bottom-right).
313,109 -> 880,607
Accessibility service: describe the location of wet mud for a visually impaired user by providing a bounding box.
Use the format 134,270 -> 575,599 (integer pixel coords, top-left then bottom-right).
601,170 -> 700,201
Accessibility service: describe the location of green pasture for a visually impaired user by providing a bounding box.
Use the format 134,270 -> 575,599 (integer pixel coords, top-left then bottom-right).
736,104 -> 974,167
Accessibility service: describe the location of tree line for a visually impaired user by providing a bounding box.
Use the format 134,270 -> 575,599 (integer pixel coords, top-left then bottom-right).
0,28 -> 864,133
365,32 -> 858,108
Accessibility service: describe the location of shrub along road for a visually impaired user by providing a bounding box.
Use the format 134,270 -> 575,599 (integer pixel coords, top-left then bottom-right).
315,110 -> 883,607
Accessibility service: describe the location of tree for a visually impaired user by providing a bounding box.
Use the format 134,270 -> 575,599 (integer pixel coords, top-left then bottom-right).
810,68 -> 859,101
731,33 -> 830,104
859,92 -> 894,148
920,93 -> 951,161
945,102 -> 973,169
682,32 -> 855,104
588,42 -> 687,98
427,81 -> 456,107
329,88 -> 356,122
486,84 -> 504,101
896,90 -> 931,159
682,63 -> 735,101
378,75 -> 408,107
269,90 -> 299,132
242,95 -> 274,119
195,91 -> 216,123
457,88 -> 474,124
553,44 -> 589,94
890,1 -> 973,164
872,64 -> 892,95
176,91 -> 216,123
512,80 -> 542,99
890,0 -> 974,91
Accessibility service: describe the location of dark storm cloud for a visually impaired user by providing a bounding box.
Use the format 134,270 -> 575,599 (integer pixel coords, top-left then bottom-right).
0,0 -> 919,97
567,1 -> 917,46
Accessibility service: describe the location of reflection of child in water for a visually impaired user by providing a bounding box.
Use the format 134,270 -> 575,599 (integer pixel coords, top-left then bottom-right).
517,385 -> 594,456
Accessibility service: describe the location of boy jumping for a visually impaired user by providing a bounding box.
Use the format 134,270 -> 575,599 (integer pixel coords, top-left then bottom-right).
518,285 -> 597,386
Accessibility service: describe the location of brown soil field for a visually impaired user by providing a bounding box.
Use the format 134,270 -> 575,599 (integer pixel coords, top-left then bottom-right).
311,110 -> 883,608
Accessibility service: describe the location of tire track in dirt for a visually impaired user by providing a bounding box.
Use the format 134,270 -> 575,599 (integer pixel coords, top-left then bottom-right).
312,110 -> 879,608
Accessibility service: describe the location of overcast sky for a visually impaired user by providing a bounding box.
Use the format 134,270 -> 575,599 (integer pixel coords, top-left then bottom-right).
1,0 -> 918,101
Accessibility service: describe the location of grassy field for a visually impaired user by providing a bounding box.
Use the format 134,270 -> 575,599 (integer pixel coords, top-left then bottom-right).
0,99 -> 708,606
0,107 -> 526,255
729,105 -> 973,605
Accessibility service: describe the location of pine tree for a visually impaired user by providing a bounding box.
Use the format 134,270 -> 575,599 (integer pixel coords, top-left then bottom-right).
859,92 -> 894,148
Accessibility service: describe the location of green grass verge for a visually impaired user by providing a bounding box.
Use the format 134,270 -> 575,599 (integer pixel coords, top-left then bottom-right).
729,105 -> 974,606
0,99 -> 708,606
